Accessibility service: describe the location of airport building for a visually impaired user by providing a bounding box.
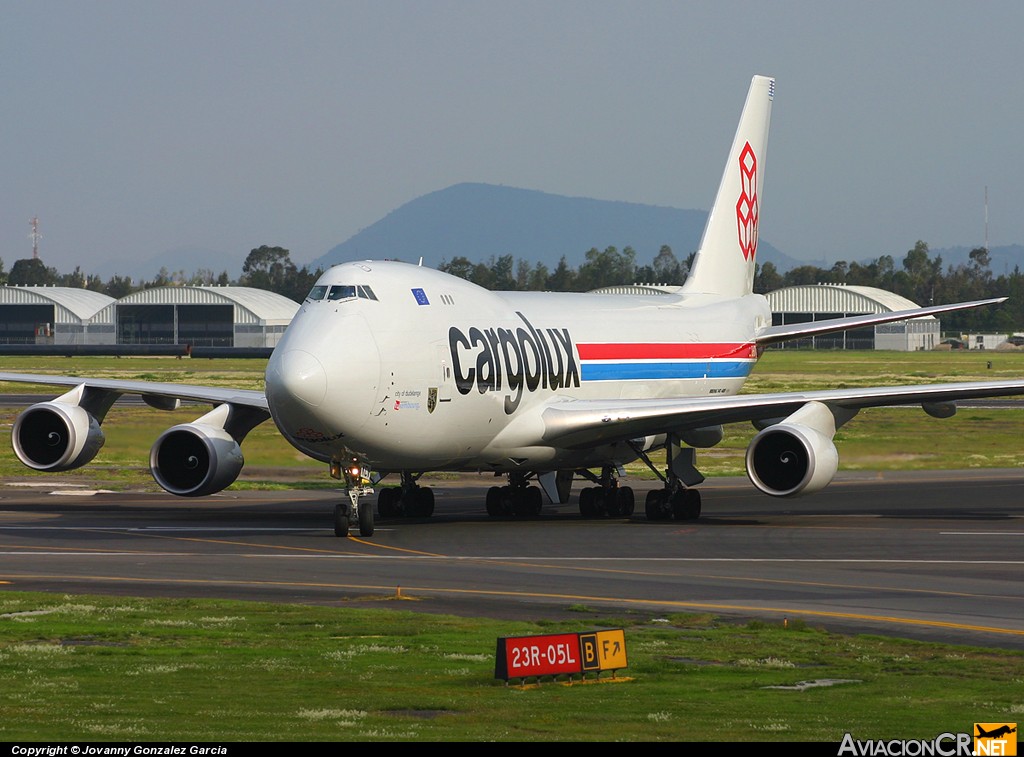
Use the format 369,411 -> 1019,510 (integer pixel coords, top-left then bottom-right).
0,285 -> 299,350
766,284 -> 939,350
92,286 -> 300,348
0,286 -> 115,345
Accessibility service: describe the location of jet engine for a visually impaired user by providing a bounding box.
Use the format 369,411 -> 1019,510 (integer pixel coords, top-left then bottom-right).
745,401 -> 853,498
12,401 -> 105,471
150,422 -> 244,497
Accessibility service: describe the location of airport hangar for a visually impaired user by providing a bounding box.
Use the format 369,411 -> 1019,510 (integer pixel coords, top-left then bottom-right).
593,283 -> 938,350
0,285 -> 299,349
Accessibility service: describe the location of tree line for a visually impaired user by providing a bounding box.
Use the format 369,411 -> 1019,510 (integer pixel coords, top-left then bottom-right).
0,246 -> 321,304
4,240 -> 1021,332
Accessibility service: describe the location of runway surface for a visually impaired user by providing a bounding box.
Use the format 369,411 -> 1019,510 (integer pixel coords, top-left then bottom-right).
1,470 -> 1023,650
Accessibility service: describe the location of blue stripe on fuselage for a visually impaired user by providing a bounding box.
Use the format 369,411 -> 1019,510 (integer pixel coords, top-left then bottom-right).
581,361 -> 754,381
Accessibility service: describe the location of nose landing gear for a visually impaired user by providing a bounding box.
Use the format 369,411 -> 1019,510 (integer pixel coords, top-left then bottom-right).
331,459 -> 375,537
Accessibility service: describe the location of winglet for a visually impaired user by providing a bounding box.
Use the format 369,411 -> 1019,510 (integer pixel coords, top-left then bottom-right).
682,75 -> 774,298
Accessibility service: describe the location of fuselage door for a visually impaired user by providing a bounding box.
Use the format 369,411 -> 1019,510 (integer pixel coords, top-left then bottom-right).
435,344 -> 453,403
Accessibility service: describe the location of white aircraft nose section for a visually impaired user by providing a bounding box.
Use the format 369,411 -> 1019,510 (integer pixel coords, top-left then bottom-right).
271,349 -> 327,407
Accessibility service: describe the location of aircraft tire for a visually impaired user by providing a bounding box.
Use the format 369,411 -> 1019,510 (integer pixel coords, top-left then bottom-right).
333,503 -> 350,538
526,486 -> 543,516
377,488 -> 395,518
358,501 -> 375,537
683,489 -> 702,520
579,487 -> 596,518
670,490 -> 687,520
486,486 -> 503,516
596,488 -> 618,518
618,486 -> 635,517
415,487 -> 435,517
671,489 -> 702,521
645,490 -> 668,521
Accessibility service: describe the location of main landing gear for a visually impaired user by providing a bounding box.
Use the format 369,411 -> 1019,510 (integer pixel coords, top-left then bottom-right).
630,434 -> 704,522
576,466 -> 635,518
376,472 -> 435,519
486,472 -> 543,517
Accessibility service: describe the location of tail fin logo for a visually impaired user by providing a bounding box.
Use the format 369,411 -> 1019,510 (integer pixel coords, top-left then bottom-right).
736,141 -> 759,261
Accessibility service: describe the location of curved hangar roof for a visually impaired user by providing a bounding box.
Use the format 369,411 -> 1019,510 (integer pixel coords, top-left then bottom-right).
96,286 -> 299,324
766,284 -> 928,316
0,286 -> 115,323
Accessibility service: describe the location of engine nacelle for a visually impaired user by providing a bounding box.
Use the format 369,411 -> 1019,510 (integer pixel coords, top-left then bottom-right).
12,402 -> 105,471
745,421 -> 839,498
149,423 -> 244,497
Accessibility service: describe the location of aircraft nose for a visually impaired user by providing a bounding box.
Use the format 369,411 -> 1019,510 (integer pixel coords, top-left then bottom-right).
267,349 -> 327,408
265,311 -> 382,451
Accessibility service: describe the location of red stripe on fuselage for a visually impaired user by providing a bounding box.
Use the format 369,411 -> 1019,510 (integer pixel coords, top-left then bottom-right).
576,342 -> 757,360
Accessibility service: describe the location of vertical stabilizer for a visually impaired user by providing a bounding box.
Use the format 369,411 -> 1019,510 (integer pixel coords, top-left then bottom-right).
682,75 -> 774,297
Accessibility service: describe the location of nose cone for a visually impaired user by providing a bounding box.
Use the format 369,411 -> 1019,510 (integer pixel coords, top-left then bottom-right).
265,310 -> 382,459
267,349 -> 327,408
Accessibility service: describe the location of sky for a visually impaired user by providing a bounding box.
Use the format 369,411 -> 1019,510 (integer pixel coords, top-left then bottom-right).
3,1 -> 1023,278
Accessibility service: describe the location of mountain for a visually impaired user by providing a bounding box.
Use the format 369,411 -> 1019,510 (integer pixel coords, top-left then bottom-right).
312,183 -> 798,273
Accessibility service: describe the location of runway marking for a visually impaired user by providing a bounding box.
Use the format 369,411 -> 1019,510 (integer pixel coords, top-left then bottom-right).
0,543 -> 179,554
76,526 -> 444,558
941,531 -> 1024,536
1,570 -> 1021,639
0,525 -> 447,557
0,526 -> 336,532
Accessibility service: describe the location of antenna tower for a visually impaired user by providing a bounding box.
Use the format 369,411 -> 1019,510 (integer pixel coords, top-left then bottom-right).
984,187 -> 989,253
30,217 -> 41,259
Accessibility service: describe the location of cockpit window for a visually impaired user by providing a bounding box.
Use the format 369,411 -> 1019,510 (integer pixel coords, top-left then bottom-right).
305,285 -> 328,301
327,285 -> 357,301
307,284 -> 378,303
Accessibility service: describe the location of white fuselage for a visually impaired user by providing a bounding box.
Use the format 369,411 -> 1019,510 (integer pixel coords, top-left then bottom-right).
264,261 -> 771,473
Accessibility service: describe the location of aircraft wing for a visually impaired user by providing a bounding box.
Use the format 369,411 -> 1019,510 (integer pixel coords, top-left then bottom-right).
755,297 -> 1006,346
0,372 -> 268,411
541,379 -> 1024,449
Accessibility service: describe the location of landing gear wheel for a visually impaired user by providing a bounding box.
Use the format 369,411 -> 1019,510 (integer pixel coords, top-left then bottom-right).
377,487 -> 396,518
596,488 -> 618,517
671,489 -> 702,521
333,503 -> 350,537
617,486 -> 635,517
645,490 -> 670,521
579,487 -> 597,518
414,487 -> 435,517
681,489 -> 702,520
358,501 -> 375,536
486,486 -> 504,516
527,486 -> 543,516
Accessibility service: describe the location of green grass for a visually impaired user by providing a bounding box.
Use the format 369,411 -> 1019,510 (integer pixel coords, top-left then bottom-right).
745,348 -> 1024,392
0,592 -> 1020,742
